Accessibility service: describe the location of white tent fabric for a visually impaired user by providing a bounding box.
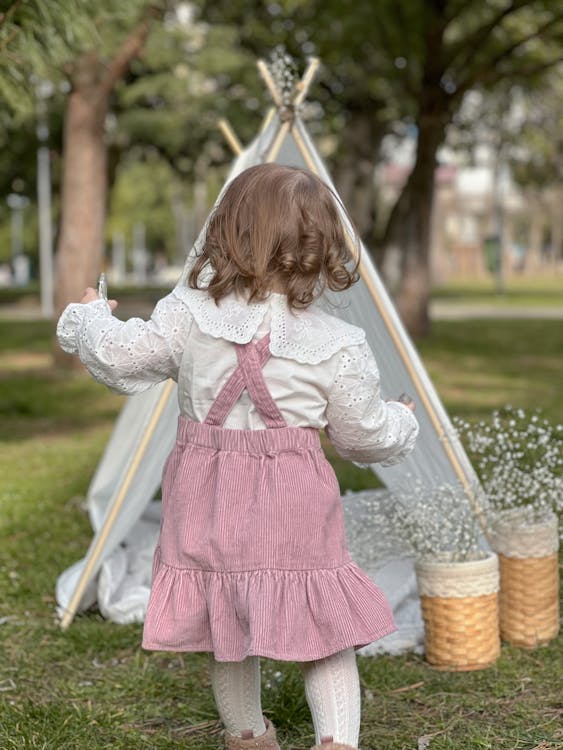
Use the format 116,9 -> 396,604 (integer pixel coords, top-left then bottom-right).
56,109 -> 480,654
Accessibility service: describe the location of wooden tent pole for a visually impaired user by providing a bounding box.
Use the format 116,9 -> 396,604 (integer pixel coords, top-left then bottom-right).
217,118 -> 243,156
290,121 -> 492,541
294,57 -> 320,106
257,58 -> 288,161
59,380 -> 177,629
262,57 -> 320,164
257,59 -> 283,107
260,108 -> 276,133
265,122 -> 291,163
258,58 -> 480,515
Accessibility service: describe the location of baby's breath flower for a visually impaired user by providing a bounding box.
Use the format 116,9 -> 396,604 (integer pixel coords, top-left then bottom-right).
386,481 -> 482,561
269,46 -> 298,106
454,407 -> 562,536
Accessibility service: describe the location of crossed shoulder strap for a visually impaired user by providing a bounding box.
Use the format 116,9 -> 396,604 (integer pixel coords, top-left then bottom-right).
204,333 -> 287,428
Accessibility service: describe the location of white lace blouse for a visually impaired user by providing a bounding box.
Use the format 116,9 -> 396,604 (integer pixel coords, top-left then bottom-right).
57,286 -> 419,466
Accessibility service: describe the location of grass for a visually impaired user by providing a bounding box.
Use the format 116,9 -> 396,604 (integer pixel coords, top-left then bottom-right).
432,274 -> 563,308
417,318 -> 563,422
0,316 -> 561,749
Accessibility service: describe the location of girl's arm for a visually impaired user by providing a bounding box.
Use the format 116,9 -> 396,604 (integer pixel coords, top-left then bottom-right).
325,341 -> 419,466
56,288 -> 193,394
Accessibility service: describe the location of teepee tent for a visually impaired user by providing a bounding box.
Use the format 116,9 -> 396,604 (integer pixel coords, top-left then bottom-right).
57,58 -> 485,633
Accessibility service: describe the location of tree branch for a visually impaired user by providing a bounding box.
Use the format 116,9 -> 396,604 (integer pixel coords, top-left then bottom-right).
513,56 -> 563,78
478,54 -> 563,86
426,0 -> 448,16
456,13 -> 563,96
99,4 -> 162,97
0,0 -> 22,29
0,0 -> 23,52
487,13 -> 562,68
0,26 -> 19,52
445,0 -> 535,69
444,0 -> 478,25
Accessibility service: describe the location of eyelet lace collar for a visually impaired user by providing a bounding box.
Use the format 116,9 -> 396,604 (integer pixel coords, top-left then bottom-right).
172,286 -> 365,364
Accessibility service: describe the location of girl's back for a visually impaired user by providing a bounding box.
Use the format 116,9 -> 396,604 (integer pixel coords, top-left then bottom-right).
175,286 -> 364,432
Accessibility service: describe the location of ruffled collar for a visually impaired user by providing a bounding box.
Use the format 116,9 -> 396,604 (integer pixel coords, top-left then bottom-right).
172,286 -> 365,364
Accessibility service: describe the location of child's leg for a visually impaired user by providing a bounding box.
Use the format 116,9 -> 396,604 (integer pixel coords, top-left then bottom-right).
209,655 -> 267,737
298,648 -> 361,747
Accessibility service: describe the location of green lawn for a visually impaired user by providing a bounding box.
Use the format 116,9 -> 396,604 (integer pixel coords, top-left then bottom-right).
432,274 -> 563,308
417,318 -> 563,422
0,317 -> 561,749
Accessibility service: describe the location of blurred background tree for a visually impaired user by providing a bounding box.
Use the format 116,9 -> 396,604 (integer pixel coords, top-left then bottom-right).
1,1 -> 167,359
1,0 -> 562,345
195,0 -> 563,334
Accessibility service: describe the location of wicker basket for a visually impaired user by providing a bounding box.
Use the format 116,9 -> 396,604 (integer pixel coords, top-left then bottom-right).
415,551 -> 500,671
492,511 -> 560,648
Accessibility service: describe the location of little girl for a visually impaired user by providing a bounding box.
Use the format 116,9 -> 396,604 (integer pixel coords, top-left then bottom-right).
57,164 -> 418,750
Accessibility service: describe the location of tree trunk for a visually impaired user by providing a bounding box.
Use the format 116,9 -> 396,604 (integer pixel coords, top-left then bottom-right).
52,15 -> 154,367
53,54 -> 110,367
330,106 -> 386,250
381,109 -> 447,337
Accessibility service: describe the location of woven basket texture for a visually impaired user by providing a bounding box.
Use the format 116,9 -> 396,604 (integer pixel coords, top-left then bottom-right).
493,512 -> 559,559
420,592 -> 500,671
499,552 -> 560,648
416,553 -> 500,671
415,552 -> 499,598
420,593 -> 500,672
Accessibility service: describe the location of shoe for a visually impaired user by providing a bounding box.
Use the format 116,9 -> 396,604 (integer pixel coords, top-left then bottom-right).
225,718 -> 280,750
311,737 -> 357,750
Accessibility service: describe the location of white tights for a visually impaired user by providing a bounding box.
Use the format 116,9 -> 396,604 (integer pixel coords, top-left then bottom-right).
209,649 -> 361,746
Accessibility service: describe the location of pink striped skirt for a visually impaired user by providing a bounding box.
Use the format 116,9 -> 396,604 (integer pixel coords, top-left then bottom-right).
142,416 -> 396,661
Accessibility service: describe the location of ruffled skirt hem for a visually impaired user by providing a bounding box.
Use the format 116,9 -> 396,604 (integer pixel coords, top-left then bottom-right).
142,550 -> 396,662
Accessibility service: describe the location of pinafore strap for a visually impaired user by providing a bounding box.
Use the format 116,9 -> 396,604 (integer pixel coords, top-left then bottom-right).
204,333 -> 287,428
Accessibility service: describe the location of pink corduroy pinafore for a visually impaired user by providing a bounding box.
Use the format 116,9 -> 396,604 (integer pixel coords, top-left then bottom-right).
142,333 -> 396,661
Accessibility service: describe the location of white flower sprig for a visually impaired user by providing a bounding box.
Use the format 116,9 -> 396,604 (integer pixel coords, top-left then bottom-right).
386,481 -> 483,562
269,46 -> 298,107
454,407 -> 563,530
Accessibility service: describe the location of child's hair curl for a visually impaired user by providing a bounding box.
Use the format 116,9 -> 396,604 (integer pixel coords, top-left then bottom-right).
188,164 -> 360,309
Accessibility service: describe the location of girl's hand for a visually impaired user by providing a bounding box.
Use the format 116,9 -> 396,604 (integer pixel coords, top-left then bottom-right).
80,287 -> 118,311
397,393 -> 415,412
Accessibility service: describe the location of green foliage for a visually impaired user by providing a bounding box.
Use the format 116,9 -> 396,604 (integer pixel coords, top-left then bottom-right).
106,156 -> 184,259
0,0 -> 161,112
1,1 -> 562,301
115,18 -> 261,175
194,0 -> 563,123
509,78 -> 563,189
449,70 -> 563,196
191,0 -> 563,286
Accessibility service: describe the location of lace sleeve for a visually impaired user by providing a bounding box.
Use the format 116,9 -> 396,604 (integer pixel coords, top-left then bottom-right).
56,291 -> 193,394
325,341 -> 419,466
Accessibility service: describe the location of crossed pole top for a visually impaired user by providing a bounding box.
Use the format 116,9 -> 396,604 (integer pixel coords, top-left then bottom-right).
218,56 -> 320,158
257,56 -> 320,121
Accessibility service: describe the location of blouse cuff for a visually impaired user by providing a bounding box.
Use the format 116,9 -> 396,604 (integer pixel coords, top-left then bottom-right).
378,401 -> 419,466
56,299 -> 113,355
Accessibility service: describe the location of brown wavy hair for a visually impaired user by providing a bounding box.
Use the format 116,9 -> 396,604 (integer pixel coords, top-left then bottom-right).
188,164 -> 360,309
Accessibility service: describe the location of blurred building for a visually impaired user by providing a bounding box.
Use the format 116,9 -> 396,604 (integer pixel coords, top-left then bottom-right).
379,141 -> 562,284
